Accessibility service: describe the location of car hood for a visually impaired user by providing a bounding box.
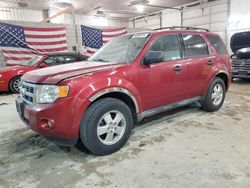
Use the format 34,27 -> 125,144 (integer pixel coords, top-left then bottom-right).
22,61 -> 125,84
0,65 -> 30,74
230,31 -> 250,53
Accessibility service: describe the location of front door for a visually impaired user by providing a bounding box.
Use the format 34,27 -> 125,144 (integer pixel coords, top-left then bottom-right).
139,34 -> 189,111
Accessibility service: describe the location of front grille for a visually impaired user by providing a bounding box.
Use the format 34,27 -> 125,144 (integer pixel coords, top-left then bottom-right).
22,84 -> 34,93
20,81 -> 36,105
232,59 -> 250,70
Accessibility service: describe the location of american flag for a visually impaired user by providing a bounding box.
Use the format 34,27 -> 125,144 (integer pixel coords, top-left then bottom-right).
0,22 -> 68,64
81,25 -> 127,57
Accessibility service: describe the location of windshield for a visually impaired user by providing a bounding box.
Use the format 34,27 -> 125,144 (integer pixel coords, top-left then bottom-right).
88,33 -> 150,63
22,55 -> 44,66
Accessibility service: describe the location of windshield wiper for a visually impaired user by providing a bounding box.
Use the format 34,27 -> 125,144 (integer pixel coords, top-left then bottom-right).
89,58 -> 110,62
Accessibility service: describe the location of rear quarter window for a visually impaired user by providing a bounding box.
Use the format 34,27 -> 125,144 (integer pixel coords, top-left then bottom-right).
206,35 -> 227,55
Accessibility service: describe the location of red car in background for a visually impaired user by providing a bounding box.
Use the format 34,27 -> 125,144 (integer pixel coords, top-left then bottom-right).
0,52 -> 86,93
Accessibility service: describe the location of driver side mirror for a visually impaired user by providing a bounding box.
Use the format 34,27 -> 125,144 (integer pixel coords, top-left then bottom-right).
143,51 -> 164,65
38,63 -> 47,68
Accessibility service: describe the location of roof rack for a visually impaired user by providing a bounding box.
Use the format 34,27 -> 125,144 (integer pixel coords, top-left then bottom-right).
154,26 -> 209,32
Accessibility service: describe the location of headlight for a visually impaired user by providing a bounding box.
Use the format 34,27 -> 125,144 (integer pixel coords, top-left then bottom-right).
36,85 -> 69,104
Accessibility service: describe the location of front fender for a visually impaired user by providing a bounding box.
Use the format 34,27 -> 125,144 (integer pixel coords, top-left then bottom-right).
76,77 -> 142,113
60,76 -> 142,137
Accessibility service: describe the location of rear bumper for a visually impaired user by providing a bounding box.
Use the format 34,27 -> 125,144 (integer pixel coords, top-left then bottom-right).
16,96 -> 90,146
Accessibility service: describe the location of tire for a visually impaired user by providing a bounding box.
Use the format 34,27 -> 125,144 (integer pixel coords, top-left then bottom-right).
9,76 -> 21,93
201,77 -> 226,112
79,98 -> 133,156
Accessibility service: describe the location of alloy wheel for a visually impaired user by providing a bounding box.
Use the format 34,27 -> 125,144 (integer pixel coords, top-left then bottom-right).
97,110 -> 126,145
13,78 -> 21,92
212,83 -> 223,106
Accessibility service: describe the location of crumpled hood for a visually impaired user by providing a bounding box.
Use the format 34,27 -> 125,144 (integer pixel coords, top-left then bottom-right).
22,61 -> 124,84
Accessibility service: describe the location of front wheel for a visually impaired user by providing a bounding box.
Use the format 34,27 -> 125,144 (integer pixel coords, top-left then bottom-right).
201,77 -> 226,112
9,76 -> 21,93
79,98 -> 133,156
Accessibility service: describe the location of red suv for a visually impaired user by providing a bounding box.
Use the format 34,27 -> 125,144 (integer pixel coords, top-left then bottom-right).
16,27 -> 231,155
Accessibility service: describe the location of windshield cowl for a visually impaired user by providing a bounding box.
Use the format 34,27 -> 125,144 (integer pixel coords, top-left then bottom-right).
88,58 -> 110,63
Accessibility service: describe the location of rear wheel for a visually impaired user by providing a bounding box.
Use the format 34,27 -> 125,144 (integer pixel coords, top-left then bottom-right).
201,77 -> 226,112
79,98 -> 133,156
9,76 -> 21,93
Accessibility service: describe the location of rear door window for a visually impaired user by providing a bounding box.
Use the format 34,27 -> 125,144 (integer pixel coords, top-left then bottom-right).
64,56 -> 77,63
44,56 -> 66,66
182,34 -> 209,57
206,35 -> 227,54
54,56 -> 66,65
43,57 -> 55,66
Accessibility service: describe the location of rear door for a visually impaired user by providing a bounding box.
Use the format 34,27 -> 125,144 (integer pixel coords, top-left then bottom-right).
139,34 -> 189,111
180,34 -> 216,97
205,34 -> 231,74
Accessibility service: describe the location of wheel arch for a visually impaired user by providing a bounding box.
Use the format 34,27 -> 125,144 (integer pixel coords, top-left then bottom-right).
88,88 -> 140,125
204,69 -> 230,97
215,71 -> 229,91
8,75 -> 22,91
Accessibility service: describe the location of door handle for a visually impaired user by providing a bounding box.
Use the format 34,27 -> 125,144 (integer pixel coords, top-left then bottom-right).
173,64 -> 182,71
207,60 -> 214,65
